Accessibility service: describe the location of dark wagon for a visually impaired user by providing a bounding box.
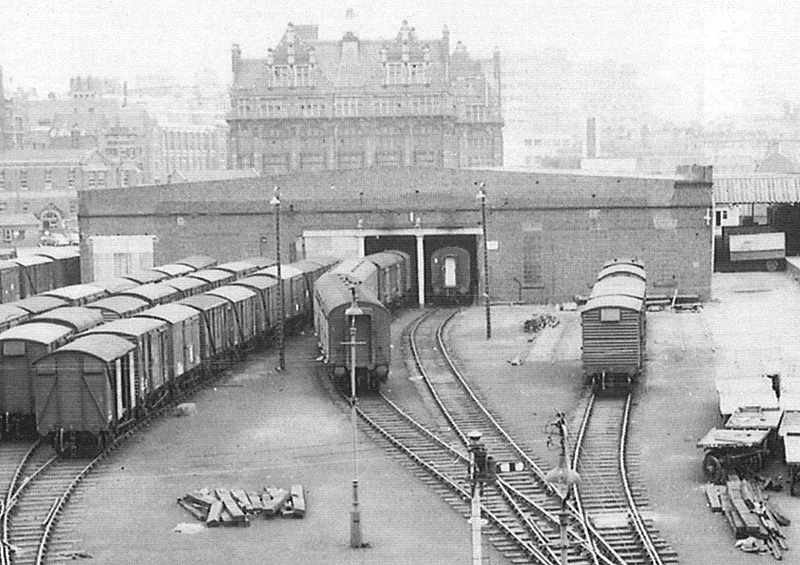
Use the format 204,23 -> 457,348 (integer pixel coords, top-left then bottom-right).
137,304 -> 202,386
366,251 -> 411,307
0,322 -> 73,438
581,294 -> 645,391
34,334 -> 138,454
313,272 -> 391,392
84,317 -> 172,410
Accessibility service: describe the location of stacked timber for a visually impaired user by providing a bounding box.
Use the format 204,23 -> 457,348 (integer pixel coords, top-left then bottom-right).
177,484 -> 306,527
705,477 -> 790,559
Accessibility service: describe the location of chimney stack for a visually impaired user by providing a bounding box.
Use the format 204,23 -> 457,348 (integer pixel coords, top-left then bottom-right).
585,117 -> 597,159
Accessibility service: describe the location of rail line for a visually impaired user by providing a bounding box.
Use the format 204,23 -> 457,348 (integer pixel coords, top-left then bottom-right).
318,309 -> 632,564
571,392 -> 679,565
0,356 -> 236,565
409,308 -> 637,564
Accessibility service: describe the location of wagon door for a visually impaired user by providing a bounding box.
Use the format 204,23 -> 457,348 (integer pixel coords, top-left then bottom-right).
1,340 -> 34,413
0,268 -> 17,303
187,315 -> 200,370
151,329 -> 167,390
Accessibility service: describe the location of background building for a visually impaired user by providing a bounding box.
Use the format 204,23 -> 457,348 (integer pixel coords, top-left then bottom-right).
227,21 -> 503,173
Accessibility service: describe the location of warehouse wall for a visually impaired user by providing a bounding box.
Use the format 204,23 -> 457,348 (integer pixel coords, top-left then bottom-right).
79,166 -> 713,302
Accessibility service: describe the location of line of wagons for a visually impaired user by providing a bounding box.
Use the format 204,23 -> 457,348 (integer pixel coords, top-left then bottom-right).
0,249 -> 413,456
581,258 -> 647,391
0,247 -> 82,305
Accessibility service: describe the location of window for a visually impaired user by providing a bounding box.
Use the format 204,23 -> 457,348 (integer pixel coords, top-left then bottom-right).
2,341 -> 25,356
88,171 -> 97,189
387,63 -> 404,85
600,308 -> 621,322
375,98 -> 395,116
409,62 -> 427,84
2,229 -> 12,243
122,171 -> 131,187
0,171 -> 4,190
113,252 -> 132,275
295,65 -> 311,86
68,168 -> 76,189
98,171 -> 107,188
19,170 -> 28,190
41,210 -> 60,231
272,66 -> 290,87
44,168 -> 52,189
524,139 -> 532,147
335,96 -> 360,116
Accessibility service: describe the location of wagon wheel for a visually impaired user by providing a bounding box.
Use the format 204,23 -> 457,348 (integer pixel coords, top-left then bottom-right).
703,453 -> 724,483
766,259 -> 779,272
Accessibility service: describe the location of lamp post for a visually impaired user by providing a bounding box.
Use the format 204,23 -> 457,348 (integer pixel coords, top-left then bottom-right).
270,186 -> 285,371
544,414 -> 581,565
476,182 -> 491,339
345,287 -> 364,548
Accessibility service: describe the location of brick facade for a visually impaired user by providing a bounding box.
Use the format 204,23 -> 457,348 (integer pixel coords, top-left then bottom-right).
79,166 -> 712,302
227,22 -> 503,174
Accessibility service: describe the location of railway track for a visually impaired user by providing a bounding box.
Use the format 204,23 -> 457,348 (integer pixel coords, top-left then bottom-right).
322,308 -> 639,564
0,356 -> 236,565
571,393 -> 679,565
1,440 -> 102,565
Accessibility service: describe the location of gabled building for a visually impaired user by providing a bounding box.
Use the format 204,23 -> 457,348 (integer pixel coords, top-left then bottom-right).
227,21 -> 503,173
0,148 -> 144,234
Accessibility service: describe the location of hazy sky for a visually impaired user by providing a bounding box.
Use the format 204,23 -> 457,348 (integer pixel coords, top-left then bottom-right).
2,0 -> 799,115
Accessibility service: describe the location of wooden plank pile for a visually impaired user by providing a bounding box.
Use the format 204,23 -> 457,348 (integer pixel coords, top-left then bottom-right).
177,485 -> 306,527
705,476 -> 790,559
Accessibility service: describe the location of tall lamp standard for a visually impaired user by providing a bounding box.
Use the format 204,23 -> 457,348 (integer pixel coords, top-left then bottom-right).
476,182 -> 491,339
270,186 -> 285,371
345,287 -> 365,548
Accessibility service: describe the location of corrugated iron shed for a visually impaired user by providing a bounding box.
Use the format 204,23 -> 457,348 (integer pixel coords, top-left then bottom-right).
716,175 -> 800,204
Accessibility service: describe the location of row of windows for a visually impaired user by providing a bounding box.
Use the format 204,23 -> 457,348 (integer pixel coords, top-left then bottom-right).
269,65 -> 314,87
0,169 -> 136,190
163,131 -> 220,151
263,61 -> 430,88
385,62 -> 429,85
236,123 -> 445,142
239,148 -> 447,170
0,169 -> 78,190
234,94 -> 443,118
523,138 -> 573,147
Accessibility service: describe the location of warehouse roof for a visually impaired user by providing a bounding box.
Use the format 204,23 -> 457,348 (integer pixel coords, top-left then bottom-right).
715,175 -> 800,204
79,167 -> 712,218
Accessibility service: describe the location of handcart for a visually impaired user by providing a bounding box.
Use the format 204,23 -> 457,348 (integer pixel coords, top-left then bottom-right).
697,428 -> 771,484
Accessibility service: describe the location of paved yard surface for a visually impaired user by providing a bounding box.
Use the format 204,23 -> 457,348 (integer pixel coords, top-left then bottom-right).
67,270 -> 800,563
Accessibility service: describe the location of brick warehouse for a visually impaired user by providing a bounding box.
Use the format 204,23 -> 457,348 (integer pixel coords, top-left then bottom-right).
78,165 -> 713,303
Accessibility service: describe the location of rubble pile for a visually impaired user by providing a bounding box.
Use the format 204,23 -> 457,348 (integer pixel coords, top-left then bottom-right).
522,313 -> 559,334
177,485 -> 306,527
